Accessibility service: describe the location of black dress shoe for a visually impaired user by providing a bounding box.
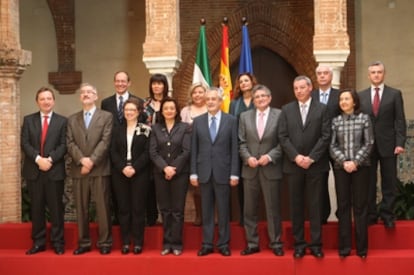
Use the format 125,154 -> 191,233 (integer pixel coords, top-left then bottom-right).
197,247 -> 214,256
293,249 -> 305,258
54,247 -> 65,255
368,218 -> 378,226
133,246 -> 142,254
100,247 -> 111,255
384,219 -> 395,229
310,248 -> 324,258
272,247 -> 284,256
219,247 -> 231,256
357,253 -> 367,259
338,249 -> 351,258
26,245 -> 46,255
73,246 -> 91,255
240,247 -> 260,256
121,245 -> 130,255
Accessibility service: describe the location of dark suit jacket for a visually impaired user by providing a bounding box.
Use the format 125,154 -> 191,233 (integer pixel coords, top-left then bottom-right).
149,122 -> 191,175
66,108 -> 113,178
311,88 -> 340,120
359,85 -> 406,157
191,112 -> 239,184
239,108 -> 283,180
101,93 -> 145,126
110,123 -> 150,178
278,99 -> 331,174
21,112 -> 67,181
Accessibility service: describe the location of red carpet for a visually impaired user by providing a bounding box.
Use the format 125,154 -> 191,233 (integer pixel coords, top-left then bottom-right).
1,221 -> 414,274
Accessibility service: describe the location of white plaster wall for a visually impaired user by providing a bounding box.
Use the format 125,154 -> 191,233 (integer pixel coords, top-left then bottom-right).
19,0 -> 149,117
355,0 -> 414,119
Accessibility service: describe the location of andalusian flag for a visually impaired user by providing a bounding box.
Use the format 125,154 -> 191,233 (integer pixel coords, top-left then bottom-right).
239,24 -> 254,74
193,23 -> 212,87
220,23 -> 232,113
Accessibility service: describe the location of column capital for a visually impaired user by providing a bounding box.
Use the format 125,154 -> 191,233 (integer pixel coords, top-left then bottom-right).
0,48 -> 32,78
143,56 -> 182,95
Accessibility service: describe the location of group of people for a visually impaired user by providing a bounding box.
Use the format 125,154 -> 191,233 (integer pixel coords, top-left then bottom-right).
22,61 -> 406,260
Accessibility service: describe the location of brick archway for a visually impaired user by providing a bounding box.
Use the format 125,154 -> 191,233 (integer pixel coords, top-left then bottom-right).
174,1 -> 317,106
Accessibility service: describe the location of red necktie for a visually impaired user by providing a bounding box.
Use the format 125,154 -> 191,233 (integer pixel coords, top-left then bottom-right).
40,115 -> 49,156
372,87 -> 380,116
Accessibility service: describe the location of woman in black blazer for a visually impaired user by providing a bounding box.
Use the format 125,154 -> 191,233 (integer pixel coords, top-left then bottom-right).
110,98 -> 151,255
149,97 -> 191,256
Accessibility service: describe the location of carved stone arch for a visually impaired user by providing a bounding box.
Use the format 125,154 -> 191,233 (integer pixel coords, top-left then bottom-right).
174,1 -> 317,106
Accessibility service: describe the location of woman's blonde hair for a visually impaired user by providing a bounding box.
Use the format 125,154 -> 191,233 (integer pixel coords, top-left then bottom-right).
187,82 -> 207,105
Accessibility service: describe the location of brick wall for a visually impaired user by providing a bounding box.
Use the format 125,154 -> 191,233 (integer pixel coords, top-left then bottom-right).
174,0 -> 355,107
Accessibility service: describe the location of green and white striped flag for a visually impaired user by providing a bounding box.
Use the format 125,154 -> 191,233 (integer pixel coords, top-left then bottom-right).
193,24 -> 212,87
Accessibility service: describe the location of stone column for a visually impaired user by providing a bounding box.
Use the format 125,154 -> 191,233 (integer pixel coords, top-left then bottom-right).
0,0 -> 32,222
142,0 -> 182,95
313,0 -> 350,88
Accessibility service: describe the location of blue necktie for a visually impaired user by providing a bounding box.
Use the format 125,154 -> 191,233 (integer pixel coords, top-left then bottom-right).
118,96 -> 124,122
321,93 -> 328,104
84,112 -> 91,129
210,116 -> 217,142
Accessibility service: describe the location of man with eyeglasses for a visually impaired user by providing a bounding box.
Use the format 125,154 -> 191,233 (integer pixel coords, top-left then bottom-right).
67,83 -> 113,255
238,84 -> 284,257
101,72 -> 146,226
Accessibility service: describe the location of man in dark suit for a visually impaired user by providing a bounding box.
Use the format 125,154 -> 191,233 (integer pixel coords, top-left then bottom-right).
311,65 -> 340,224
238,84 -> 284,256
190,87 -> 239,257
278,75 -> 330,258
67,83 -> 113,255
101,71 -> 145,126
21,87 -> 67,255
359,61 -> 406,228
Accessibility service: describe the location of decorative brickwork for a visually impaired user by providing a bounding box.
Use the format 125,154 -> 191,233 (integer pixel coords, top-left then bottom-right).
0,0 -> 31,222
46,0 -> 82,94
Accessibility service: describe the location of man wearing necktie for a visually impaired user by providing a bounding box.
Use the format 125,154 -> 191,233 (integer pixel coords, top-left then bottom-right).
358,61 -> 406,229
311,65 -> 340,224
21,87 -> 67,255
238,85 -> 284,256
190,87 -> 239,257
101,71 -> 145,226
278,76 -> 330,258
101,71 -> 145,126
67,83 -> 114,255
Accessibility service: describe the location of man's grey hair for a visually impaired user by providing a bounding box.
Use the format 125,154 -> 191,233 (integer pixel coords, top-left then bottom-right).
252,84 -> 272,97
206,86 -> 223,100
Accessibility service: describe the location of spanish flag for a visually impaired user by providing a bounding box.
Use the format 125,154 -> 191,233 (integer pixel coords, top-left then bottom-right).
220,22 -> 232,113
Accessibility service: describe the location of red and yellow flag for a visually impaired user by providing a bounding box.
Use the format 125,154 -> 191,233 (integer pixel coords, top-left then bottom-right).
220,23 -> 232,113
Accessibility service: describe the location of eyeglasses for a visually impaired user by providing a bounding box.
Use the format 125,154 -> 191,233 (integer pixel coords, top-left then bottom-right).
80,90 -> 96,95
124,108 -> 138,112
254,94 -> 269,99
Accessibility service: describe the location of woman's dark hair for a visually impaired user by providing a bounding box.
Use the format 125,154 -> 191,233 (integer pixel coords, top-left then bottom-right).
338,89 -> 361,114
233,72 -> 258,99
123,97 -> 143,113
159,97 -> 181,123
148,73 -> 169,99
